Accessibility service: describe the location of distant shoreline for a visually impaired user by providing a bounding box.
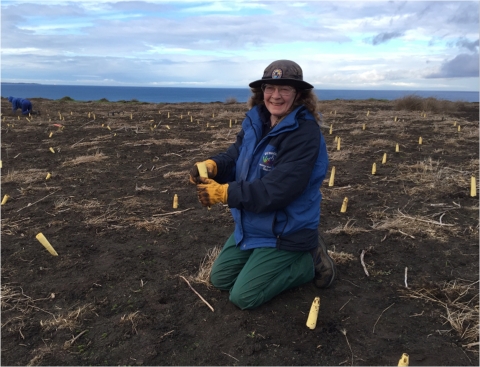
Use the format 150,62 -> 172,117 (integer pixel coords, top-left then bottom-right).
2,81 -> 477,93
2,83 -> 478,103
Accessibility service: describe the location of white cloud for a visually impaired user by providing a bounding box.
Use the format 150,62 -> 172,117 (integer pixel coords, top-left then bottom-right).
0,1 -> 478,90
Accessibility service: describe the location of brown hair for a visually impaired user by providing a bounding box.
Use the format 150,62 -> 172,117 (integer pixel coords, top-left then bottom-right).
247,87 -> 321,124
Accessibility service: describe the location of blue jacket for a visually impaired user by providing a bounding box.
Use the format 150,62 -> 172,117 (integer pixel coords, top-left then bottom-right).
8,96 -> 32,115
212,105 -> 329,252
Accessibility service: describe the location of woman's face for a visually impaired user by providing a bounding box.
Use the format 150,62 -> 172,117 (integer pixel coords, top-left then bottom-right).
263,84 -> 297,120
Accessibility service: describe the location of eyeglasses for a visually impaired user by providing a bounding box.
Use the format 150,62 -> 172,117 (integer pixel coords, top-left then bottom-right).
262,84 -> 296,97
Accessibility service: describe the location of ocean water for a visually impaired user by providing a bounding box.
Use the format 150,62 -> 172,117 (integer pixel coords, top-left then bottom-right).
1,83 -> 478,103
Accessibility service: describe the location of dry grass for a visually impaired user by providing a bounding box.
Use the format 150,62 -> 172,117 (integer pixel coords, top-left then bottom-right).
1,217 -> 31,236
40,303 -> 96,332
1,284 -> 57,339
394,95 -> 462,113
163,171 -> 187,179
3,168 -> 44,184
397,158 -> 467,195
444,138 -> 461,146
328,250 -> 356,265
191,246 -> 222,287
120,311 -> 142,334
369,139 -> 392,147
134,217 -> 172,233
404,279 -> 479,348
68,199 -> 101,211
328,149 -> 352,161
370,209 -> 458,241
83,208 -> 119,226
135,183 -> 155,192
326,219 -> 369,235
54,196 -> 71,209
27,345 -> 52,366
123,138 -> 191,147
62,151 -> 107,166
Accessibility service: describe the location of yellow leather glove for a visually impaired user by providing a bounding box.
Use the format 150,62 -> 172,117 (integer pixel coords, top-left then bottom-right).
197,179 -> 228,207
189,159 -> 218,185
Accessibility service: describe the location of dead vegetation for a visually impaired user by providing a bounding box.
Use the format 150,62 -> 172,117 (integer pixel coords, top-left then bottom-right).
326,219 -> 369,235
134,216 -> 172,233
61,150 -> 107,166
3,168 -> 45,184
191,246 -> 222,286
370,209 -> 458,241
394,95 -> 465,113
404,279 -> 479,348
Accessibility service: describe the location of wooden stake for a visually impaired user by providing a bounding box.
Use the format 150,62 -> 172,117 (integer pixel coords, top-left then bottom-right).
395,143 -> 399,153
471,176 -> 477,197
382,153 -> 387,164
336,137 -> 341,151
173,194 -> 178,208
329,124 -> 332,134
372,163 -> 376,175
418,137 -> 422,145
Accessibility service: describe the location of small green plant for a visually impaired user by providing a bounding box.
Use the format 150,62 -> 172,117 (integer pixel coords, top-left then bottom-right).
246,330 -> 256,338
101,332 -> 108,339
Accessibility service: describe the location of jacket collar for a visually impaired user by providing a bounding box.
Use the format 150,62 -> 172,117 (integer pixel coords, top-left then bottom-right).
247,104 -> 311,130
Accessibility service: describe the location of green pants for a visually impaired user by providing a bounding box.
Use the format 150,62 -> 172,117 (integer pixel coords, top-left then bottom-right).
210,233 -> 315,310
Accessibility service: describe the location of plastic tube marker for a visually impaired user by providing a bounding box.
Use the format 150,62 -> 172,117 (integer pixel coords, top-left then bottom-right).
340,197 -> 348,213
398,353 -> 409,366
306,297 -> 320,329
328,166 -> 335,187
36,233 -> 58,256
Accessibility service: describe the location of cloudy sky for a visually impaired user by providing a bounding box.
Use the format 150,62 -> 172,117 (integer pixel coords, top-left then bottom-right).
1,0 -> 478,91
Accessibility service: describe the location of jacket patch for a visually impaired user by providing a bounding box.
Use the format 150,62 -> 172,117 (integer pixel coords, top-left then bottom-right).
259,150 -> 277,171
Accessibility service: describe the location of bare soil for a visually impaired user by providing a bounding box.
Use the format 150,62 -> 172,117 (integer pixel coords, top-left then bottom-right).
1,97 -> 479,366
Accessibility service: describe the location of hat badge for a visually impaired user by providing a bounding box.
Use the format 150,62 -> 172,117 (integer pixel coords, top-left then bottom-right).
271,68 -> 283,79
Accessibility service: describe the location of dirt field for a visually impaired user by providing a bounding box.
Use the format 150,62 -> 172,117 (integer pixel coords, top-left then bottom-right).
1,96 -> 478,366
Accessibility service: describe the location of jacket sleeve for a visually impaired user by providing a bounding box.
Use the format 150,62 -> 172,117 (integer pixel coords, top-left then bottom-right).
228,119 -> 324,213
209,128 -> 244,184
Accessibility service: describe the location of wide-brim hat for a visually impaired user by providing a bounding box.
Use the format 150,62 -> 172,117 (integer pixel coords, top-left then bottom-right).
249,59 -> 314,90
